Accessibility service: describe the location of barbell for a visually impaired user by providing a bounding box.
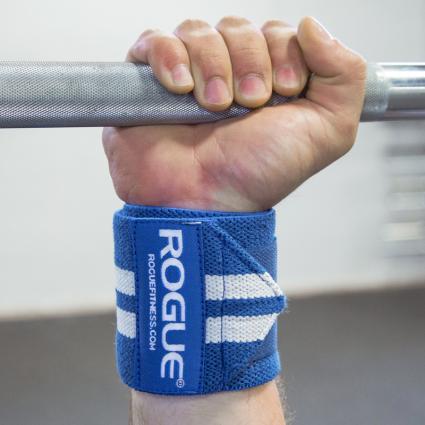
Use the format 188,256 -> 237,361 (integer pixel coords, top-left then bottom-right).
0,62 -> 424,128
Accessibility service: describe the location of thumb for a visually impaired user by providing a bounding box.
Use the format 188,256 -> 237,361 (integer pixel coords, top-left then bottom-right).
297,17 -> 367,120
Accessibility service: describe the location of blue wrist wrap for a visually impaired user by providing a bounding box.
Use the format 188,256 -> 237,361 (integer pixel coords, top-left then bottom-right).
113,204 -> 286,395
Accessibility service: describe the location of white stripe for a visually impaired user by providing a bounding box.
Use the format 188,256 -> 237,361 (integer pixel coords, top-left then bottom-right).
115,266 -> 136,296
206,314 -> 277,344
116,307 -> 136,339
205,272 -> 282,301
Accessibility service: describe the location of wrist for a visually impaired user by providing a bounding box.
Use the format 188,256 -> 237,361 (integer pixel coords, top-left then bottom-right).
114,205 -> 284,395
122,199 -> 261,212
122,186 -> 266,212
130,381 -> 285,425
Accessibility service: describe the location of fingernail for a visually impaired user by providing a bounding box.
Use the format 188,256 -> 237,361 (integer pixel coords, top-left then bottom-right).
171,64 -> 193,87
238,74 -> 267,99
204,77 -> 231,105
311,17 -> 333,41
275,65 -> 300,90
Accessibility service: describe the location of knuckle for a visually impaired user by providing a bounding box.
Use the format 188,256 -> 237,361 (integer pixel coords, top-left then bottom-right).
195,47 -> 218,61
334,40 -> 368,84
234,45 -> 264,56
148,34 -> 177,53
188,29 -> 219,43
176,19 -> 210,37
131,29 -> 165,56
132,31 -> 185,67
231,46 -> 270,75
266,31 -> 303,58
193,48 -> 229,73
150,37 -> 186,69
263,26 -> 298,57
266,27 -> 297,46
219,21 -> 260,37
217,15 -> 251,28
261,19 -> 290,32
137,28 -> 163,43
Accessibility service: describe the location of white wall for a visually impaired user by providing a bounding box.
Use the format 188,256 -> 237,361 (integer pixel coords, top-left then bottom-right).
0,0 -> 424,318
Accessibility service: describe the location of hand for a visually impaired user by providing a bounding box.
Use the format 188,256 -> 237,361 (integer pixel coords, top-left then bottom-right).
103,16 -> 366,211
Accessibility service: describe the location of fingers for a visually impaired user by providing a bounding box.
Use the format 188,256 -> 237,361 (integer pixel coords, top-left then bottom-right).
127,30 -> 194,94
297,17 -> 367,117
261,20 -> 309,97
216,16 -> 272,108
175,20 -> 233,111
128,17 -> 351,112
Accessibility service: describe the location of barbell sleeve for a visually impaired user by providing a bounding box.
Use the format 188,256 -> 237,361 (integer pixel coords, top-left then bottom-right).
0,61 -> 424,128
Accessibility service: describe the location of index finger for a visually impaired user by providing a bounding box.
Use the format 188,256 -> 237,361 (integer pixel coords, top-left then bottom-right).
127,29 -> 194,94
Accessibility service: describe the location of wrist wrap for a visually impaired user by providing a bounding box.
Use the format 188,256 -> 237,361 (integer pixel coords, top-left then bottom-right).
113,204 -> 286,395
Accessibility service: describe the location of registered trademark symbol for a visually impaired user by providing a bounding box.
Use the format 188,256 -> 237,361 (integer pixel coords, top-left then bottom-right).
176,378 -> 185,388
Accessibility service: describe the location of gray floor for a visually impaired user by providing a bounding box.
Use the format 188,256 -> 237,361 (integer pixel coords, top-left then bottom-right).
1,286 -> 424,425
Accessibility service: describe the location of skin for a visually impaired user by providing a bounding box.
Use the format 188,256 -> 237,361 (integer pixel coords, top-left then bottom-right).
103,16 -> 366,425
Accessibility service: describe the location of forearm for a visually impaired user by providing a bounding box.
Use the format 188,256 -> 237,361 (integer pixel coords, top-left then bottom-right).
130,381 -> 285,425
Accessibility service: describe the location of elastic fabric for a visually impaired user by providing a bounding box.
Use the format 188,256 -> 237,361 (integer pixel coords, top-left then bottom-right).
113,204 -> 286,394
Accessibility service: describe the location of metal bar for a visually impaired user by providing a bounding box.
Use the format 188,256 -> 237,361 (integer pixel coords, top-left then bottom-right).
0,61 -> 424,128
361,63 -> 425,121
